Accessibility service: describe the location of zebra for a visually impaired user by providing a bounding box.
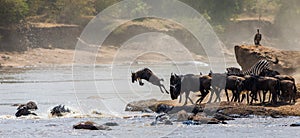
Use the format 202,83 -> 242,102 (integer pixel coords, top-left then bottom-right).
227,59 -> 277,76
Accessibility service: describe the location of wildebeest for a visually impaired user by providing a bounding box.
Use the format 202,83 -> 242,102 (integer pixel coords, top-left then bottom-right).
225,75 -> 245,102
170,73 -> 211,105
131,68 -> 169,94
274,75 -> 297,104
243,76 -> 280,105
15,101 -> 38,117
207,72 -> 226,103
259,68 -> 280,77
15,106 -> 37,117
279,80 -> 296,104
50,105 -> 71,117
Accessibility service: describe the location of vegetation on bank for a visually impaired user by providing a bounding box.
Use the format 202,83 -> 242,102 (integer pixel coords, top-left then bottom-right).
0,0 -> 300,50
0,0 -> 295,27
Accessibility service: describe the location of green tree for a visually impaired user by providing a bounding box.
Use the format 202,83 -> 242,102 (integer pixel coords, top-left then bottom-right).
0,0 -> 29,26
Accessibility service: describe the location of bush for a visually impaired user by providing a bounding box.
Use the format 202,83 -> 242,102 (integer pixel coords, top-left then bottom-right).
0,0 -> 29,26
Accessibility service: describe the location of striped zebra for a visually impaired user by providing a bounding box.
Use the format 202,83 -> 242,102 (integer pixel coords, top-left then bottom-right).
227,59 -> 273,76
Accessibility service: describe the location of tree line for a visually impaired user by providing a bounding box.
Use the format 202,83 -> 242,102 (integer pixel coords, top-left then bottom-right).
1,0 -> 295,27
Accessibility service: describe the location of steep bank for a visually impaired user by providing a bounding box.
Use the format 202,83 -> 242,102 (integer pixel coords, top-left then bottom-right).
234,45 -> 300,76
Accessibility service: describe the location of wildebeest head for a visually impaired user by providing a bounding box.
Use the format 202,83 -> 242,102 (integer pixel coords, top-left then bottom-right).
131,72 -> 137,83
170,73 -> 181,100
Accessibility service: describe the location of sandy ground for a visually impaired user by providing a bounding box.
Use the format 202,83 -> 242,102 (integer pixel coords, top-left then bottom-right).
0,46 -> 207,68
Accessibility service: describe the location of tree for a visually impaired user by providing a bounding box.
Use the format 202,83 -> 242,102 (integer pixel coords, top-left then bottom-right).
0,0 -> 29,26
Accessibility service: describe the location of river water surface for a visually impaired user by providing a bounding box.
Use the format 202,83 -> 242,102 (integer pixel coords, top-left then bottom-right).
0,63 -> 300,137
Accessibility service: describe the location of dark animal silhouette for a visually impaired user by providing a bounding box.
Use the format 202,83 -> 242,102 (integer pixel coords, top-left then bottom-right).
274,75 -> 297,103
17,101 -> 38,110
254,29 -> 262,46
50,105 -> 71,117
15,101 -> 38,117
259,68 -> 280,77
244,76 -> 280,105
207,72 -> 226,103
225,75 -> 245,102
170,73 -> 211,105
279,80 -> 296,104
131,68 -> 169,94
15,106 -> 37,117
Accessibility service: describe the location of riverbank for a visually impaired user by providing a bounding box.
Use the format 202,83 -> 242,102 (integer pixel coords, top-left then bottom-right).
0,46 -> 208,68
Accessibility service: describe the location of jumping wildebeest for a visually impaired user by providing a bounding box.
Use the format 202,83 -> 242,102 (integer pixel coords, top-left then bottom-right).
131,68 -> 169,94
170,73 -> 211,105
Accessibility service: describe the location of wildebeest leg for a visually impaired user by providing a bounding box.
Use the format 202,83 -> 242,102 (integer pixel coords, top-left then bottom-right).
250,91 -> 257,105
158,85 -> 165,93
214,89 -> 221,102
225,89 -> 230,102
138,78 -> 144,86
183,91 -> 191,105
195,90 -> 208,104
160,84 -> 169,94
178,92 -> 183,103
207,87 -> 216,103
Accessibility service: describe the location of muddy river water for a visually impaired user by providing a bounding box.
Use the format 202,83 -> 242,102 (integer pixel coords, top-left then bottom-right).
0,63 -> 300,137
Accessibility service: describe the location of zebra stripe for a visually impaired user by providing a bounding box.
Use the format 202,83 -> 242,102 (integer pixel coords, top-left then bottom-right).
227,59 -> 270,76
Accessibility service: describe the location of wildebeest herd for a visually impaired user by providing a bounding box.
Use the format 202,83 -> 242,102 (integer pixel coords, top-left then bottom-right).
131,59 -> 298,106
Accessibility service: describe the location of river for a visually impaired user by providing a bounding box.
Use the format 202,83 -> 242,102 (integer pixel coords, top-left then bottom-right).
0,63 -> 299,137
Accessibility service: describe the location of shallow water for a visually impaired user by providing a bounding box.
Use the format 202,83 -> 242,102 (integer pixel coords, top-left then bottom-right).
1,63 -> 300,137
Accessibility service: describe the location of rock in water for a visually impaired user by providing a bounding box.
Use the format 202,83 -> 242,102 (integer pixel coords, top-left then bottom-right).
235,45 -> 300,75
73,121 -> 112,130
290,122 -> 300,127
103,122 -> 119,126
177,110 -> 189,121
125,99 -> 158,112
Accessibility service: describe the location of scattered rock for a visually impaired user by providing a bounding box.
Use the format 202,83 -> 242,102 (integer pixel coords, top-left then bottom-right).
213,113 -> 234,121
103,122 -> 119,126
73,121 -> 112,130
290,122 -> 300,127
164,120 -> 173,125
91,111 -> 102,115
125,99 -> 158,112
177,110 -> 189,121
155,103 -> 174,113
50,105 -> 70,117
182,120 -> 200,125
